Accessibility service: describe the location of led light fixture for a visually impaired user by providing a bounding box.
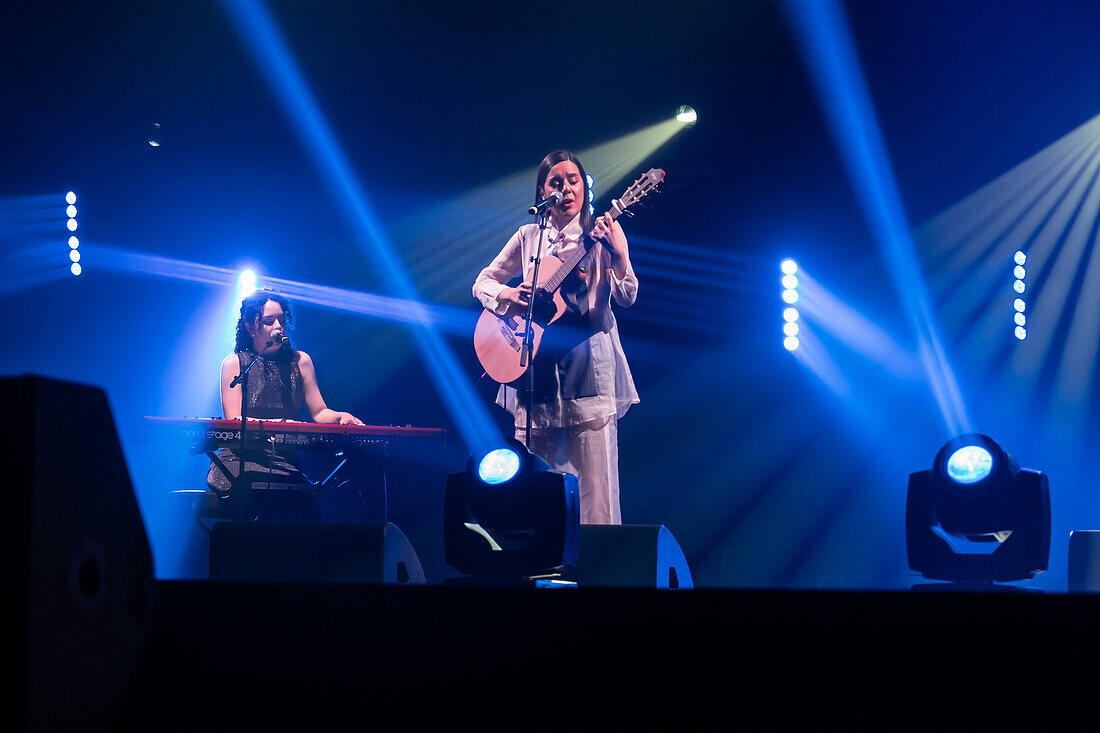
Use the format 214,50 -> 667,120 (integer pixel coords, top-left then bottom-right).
444,439 -> 579,581
906,433 -> 1049,583
675,105 -> 697,126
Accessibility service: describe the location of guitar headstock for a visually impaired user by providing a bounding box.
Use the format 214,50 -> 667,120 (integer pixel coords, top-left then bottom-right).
613,168 -> 666,216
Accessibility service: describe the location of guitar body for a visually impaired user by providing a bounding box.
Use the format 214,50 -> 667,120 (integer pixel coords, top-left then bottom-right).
474,254 -> 568,384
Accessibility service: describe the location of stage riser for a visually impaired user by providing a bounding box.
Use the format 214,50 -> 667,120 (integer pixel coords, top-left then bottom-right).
112,579 -> 1100,726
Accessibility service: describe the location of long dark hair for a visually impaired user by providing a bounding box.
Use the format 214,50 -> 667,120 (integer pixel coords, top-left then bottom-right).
234,289 -> 294,353
535,149 -> 594,234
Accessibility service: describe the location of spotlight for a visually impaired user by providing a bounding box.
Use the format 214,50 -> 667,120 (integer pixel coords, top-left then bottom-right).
237,268 -> 258,297
66,193 -> 80,271
906,433 -> 1050,583
674,105 -> 697,126
1011,252 -> 1028,341
444,439 -> 579,581
781,258 -> 800,350
477,447 -> 521,485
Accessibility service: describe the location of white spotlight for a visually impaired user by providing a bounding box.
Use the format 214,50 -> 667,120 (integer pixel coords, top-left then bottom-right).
1011,253 -> 1028,341
238,268 -> 259,297
675,105 -> 697,126
68,236 -> 79,249
781,259 -> 798,275
71,262 -> 82,276
66,191 -> 77,205
67,219 -> 78,232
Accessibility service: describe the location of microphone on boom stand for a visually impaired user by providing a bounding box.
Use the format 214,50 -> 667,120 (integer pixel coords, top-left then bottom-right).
528,191 -> 563,216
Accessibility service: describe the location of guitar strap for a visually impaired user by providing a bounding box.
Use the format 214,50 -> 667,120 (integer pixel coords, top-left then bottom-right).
559,260 -> 590,316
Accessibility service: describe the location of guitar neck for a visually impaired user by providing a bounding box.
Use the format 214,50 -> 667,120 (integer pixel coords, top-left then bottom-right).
539,205 -> 622,294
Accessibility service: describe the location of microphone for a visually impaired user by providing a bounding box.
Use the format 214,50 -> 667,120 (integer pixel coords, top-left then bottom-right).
269,330 -> 290,348
528,190 -> 563,216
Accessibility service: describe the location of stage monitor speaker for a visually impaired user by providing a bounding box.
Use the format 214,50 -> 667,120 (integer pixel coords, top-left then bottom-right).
1,375 -> 154,732
210,521 -> 427,584
561,524 -> 693,589
1068,530 -> 1100,592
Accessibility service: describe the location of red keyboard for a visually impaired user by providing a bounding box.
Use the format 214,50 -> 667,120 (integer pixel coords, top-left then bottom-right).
145,417 -> 445,449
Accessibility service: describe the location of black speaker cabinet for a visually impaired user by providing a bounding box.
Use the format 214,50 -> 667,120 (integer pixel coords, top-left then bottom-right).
210,521 -> 426,584
1,375 -> 154,731
561,524 -> 693,589
1068,530 -> 1100,592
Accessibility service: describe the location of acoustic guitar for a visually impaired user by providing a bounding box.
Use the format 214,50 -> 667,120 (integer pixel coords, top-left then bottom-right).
473,168 -> 665,383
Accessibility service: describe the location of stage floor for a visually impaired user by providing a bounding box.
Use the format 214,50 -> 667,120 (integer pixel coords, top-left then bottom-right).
110,579 -> 1095,728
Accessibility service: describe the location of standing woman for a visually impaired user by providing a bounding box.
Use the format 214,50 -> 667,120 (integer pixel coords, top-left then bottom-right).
473,149 -> 639,524
207,289 -> 363,517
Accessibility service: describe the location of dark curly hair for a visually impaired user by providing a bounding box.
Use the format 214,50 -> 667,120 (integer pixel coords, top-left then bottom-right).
535,149 -> 594,234
234,289 -> 294,353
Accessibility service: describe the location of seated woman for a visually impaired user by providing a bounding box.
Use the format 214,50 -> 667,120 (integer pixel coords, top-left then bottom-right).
207,289 -> 363,519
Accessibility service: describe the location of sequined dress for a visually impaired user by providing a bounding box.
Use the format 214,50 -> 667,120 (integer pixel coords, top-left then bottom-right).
206,348 -> 308,496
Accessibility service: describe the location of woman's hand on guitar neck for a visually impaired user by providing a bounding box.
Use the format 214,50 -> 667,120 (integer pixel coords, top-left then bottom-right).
592,215 -> 631,276
498,281 -> 533,308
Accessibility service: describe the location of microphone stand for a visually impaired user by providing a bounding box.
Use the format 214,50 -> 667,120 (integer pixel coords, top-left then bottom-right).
228,339 -> 276,520
519,210 -> 551,450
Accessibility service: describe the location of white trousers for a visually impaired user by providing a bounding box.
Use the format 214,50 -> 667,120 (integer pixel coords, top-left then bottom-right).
517,415 -> 621,525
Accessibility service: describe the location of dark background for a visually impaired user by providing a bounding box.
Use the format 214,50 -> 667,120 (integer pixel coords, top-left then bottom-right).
4,0 -> 1100,589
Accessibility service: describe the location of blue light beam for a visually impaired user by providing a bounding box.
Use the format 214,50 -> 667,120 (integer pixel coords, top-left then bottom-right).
797,270 -> 920,380
221,0 -> 500,457
82,244 -> 481,336
782,0 -> 971,436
